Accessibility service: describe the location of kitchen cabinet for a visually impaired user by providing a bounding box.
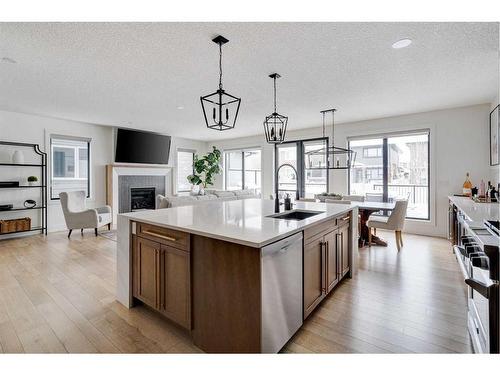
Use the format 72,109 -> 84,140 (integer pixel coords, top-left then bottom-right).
160,244 -> 190,329
133,236 -> 160,309
338,220 -> 350,278
303,214 -> 351,319
304,233 -> 325,318
132,222 -> 191,329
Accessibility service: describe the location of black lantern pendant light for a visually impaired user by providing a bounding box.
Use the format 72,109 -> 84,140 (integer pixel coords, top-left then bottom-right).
305,108 -> 356,170
200,35 -> 241,131
263,73 -> 288,144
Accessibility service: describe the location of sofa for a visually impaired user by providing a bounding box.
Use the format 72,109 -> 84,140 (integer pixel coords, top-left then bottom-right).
156,189 -> 261,209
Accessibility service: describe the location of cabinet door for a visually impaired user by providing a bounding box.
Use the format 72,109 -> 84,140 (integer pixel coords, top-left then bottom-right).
339,223 -> 350,277
160,245 -> 191,329
133,236 -> 160,308
303,234 -> 325,319
324,230 -> 339,293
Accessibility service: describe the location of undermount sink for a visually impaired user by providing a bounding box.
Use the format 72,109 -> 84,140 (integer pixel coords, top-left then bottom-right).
267,209 -> 324,221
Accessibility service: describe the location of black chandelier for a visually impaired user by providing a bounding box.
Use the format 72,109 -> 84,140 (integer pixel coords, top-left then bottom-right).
200,35 -> 241,131
305,109 -> 356,170
263,73 -> 288,144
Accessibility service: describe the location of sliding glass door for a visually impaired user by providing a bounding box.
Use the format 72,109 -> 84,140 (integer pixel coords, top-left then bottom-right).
348,131 -> 430,220
275,138 -> 328,199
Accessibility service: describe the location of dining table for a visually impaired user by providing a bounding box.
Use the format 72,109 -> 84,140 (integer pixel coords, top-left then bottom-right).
349,201 -> 396,248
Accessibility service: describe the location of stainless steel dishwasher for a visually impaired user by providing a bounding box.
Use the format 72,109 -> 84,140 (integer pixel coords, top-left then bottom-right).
261,232 -> 303,353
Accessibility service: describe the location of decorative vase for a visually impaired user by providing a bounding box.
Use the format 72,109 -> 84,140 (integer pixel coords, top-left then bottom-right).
12,150 -> 24,164
198,186 -> 205,196
28,181 -> 37,186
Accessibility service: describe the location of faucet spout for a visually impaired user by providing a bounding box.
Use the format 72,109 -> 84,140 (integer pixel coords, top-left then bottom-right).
275,163 -> 300,209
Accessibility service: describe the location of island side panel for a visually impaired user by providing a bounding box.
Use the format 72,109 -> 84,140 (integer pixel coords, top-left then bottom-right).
191,235 -> 262,353
350,207 -> 358,277
116,215 -> 133,307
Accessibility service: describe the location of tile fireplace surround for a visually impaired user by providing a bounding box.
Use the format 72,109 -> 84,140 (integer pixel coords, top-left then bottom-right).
106,164 -> 173,224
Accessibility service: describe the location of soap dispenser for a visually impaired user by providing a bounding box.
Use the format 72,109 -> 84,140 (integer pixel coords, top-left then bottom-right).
284,193 -> 292,211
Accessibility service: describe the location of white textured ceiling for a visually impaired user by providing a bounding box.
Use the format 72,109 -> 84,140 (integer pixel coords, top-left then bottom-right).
0,22 -> 498,141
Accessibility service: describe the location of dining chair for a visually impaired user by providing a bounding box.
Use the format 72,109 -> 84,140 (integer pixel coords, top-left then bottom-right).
365,193 -> 384,202
343,195 -> 365,202
367,199 -> 408,251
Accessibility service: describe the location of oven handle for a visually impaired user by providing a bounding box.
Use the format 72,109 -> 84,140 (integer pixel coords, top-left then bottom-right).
465,278 -> 497,299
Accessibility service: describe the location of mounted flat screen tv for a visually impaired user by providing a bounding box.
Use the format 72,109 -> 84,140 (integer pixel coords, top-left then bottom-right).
115,128 -> 171,164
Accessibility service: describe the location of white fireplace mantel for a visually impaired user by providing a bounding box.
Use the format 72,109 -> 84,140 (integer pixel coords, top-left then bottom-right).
106,164 -> 173,224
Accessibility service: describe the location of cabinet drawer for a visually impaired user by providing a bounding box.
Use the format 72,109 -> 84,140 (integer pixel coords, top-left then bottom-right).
304,218 -> 336,244
136,222 -> 190,251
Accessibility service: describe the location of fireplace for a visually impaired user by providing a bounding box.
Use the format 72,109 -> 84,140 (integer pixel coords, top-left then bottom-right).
130,187 -> 156,211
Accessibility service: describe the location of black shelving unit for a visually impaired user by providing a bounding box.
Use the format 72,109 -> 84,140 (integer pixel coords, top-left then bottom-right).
0,141 -> 48,236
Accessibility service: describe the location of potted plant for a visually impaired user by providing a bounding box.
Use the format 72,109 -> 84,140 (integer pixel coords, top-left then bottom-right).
27,176 -> 38,186
315,192 -> 342,202
187,146 -> 222,195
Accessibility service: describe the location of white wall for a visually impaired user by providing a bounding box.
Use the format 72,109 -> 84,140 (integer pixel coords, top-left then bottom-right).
208,104 -> 492,238
0,110 -> 206,233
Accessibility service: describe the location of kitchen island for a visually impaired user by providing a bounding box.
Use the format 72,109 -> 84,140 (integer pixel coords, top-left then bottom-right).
116,198 -> 358,353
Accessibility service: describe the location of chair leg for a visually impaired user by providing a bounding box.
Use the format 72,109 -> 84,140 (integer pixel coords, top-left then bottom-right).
395,231 -> 401,251
373,228 -> 376,236
95,228 -> 98,236
107,223 -> 111,231
368,228 -> 372,247
68,229 -> 72,238
81,228 -> 84,235
399,231 -> 403,247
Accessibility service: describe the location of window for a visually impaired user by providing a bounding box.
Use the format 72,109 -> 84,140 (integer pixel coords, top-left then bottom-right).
275,138 -> 328,199
50,137 -> 90,199
363,146 -> 382,158
177,150 -> 194,193
349,131 -> 430,220
224,149 -> 261,193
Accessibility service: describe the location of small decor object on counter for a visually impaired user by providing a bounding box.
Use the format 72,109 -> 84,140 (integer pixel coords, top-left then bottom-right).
462,172 -> 473,197
489,104 -> 499,166
11,150 -> 24,164
27,176 -> 38,186
0,217 -> 31,234
23,199 -> 36,208
0,181 -> 20,188
284,194 -> 292,210
0,204 -> 13,211
315,192 -> 342,202
187,146 -> 222,193
479,179 -> 486,198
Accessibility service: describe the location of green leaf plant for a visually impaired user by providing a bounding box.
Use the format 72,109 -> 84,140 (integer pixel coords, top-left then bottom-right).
187,146 -> 222,189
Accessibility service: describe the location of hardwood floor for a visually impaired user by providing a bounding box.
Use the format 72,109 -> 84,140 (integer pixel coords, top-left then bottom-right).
0,229 -> 471,353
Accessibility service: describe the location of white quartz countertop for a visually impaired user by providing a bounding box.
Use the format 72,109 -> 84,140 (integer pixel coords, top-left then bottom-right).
448,195 -> 499,224
119,198 -> 354,248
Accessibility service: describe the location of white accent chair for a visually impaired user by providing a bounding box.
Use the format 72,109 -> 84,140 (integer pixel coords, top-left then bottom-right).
59,191 -> 112,238
367,199 -> 408,251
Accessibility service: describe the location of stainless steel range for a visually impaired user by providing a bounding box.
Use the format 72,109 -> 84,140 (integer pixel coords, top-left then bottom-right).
454,221 -> 499,354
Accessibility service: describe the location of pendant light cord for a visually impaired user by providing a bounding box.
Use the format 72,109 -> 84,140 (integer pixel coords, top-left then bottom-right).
219,43 -> 223,90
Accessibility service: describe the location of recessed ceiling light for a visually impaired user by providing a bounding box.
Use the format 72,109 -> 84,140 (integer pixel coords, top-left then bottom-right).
1,57 -> 17,64
177,106 -> 184,110
392,39 -> 412,49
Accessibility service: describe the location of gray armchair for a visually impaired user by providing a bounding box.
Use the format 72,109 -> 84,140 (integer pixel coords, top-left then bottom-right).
59,191 -> 112,238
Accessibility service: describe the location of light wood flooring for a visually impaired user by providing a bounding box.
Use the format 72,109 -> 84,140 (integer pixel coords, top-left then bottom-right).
0,229 -> 471,353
